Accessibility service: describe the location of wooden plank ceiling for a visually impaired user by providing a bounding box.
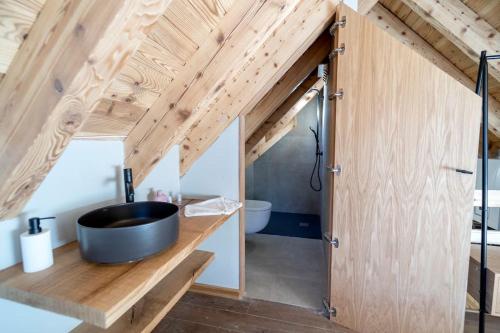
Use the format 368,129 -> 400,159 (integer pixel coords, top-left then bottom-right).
1,0 -> 499,218
0,0 -> 340,219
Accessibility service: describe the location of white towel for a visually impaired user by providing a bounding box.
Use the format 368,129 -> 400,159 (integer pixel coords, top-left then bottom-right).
184,197 -> 242,217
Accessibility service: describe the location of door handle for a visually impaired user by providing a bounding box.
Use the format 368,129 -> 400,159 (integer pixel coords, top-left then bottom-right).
455,168 -> 473,175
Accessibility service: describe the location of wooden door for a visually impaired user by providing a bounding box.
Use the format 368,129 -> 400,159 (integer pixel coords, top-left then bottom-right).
326,5 -> 481,333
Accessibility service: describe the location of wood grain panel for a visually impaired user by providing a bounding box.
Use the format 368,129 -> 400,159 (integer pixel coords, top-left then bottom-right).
328,4 -> 481,332
178,0 -> 338,175
0,202 -> 237,328
0,0 -> 45,73
0,0 -> 171,220
72,250 -> 214,333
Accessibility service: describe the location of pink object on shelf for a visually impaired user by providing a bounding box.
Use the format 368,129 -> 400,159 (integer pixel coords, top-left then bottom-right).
153,191 -> 168,202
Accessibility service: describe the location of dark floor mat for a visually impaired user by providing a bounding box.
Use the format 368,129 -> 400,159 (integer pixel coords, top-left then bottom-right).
258,212 -> 321,239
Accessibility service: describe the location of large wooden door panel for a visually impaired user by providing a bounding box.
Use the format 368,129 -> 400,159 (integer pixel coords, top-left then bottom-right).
328,5 -> 481,333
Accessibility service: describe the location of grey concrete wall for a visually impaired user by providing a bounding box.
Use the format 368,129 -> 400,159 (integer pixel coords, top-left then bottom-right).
246,99 -> 322,215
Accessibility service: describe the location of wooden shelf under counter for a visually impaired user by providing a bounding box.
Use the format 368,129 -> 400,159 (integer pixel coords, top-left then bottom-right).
0,199 -> 238,330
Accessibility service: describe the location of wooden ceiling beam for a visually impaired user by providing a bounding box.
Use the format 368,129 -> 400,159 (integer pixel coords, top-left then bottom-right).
245,117 -> 297,167
125,0 -> 303,185
246,75 -> 323,154
365,3 -> 500,138
244,31 -> 330,140
358,0 -> 379,15
0,0 -> 170,219
400,0 -> 500,82
179,1 -> 338,175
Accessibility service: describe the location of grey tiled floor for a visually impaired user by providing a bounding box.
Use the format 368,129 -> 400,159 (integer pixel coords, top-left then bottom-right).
245,233 -> 327,310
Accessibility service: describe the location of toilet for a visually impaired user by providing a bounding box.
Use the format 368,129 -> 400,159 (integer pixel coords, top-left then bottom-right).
245,200 -> 272,234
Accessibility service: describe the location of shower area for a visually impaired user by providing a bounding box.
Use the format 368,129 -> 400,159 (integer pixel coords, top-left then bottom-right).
245,65 -> 332,310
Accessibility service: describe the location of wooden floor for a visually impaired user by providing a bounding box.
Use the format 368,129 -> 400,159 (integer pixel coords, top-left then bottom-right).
464,312 -> 500,333
154,292 -> 353,332
155,292 -> 500,332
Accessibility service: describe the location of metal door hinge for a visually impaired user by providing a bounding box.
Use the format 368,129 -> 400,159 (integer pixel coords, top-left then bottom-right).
329,43 -> 345,60
323,232 -> 339,248
326,164 -> 341,175
328,89 -> 343,100
322,298 -> 337,317
329,16 -> 346,36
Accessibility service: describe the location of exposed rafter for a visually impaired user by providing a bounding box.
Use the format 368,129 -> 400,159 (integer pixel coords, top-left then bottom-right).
179,1 -> 338,176
0,0 -> 170,219
244,31 -> 330,140
246,75 -> 323,154
365,3 -> 500,138
401,0 -> 500,82
246,117 -> 297,167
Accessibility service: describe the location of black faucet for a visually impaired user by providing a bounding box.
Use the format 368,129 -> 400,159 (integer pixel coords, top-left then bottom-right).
124,168 -> 135,203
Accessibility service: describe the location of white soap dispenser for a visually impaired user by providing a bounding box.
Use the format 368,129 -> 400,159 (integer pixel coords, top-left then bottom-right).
20,217 -> 55,273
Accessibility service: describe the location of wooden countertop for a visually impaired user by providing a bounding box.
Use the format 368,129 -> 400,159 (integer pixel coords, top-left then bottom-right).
0,199 -> 238,328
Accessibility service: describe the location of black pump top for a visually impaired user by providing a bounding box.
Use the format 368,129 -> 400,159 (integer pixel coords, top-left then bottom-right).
28,217 -> 55,235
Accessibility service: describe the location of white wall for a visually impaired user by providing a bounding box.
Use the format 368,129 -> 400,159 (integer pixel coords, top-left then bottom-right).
0,141 -> 180,333
181,118 -> 241,289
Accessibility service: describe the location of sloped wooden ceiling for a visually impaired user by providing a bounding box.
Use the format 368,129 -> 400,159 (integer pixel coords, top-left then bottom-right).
0,0 -> 340,219
125,0 -> 339,182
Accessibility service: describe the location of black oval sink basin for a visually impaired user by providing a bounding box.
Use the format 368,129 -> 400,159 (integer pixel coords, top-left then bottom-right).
77,202 -> 179,264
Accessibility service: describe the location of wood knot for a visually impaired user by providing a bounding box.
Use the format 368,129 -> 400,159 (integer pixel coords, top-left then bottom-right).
74,23 -> 85,37
62,110 -> 83,131
214,82 -> 225,92
54,79 -> 64,93
177,109 -> 191,121
216,31 -> 225,44
150,158 -> 160,166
